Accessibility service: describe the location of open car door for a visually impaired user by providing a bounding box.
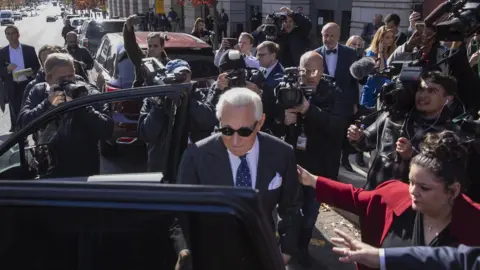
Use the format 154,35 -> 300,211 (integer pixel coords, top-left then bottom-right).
0,83 -> 192,182
0,181 -> 285,270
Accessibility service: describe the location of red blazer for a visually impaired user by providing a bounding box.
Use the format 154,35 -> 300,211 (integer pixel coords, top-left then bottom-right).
315,178 -> 480,269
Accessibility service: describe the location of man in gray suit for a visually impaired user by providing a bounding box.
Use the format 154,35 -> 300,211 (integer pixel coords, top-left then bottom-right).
178,87 -> 301,266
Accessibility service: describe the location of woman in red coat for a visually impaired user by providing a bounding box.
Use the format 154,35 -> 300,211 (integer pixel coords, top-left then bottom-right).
298,131 -> 480,269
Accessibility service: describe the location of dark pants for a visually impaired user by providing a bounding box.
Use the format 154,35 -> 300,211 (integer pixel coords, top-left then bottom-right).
8,80 -> 29,131
298,186 -> 319,251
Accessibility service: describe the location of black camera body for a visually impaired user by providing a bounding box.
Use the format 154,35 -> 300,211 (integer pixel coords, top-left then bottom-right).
263,12 -> 287,40
141,57 -> 166,86
54,80 -> 89,99
275,67 -> 339,110
226,68 -> 266,89
435,0 -> 480,41
162,72 -> 188,84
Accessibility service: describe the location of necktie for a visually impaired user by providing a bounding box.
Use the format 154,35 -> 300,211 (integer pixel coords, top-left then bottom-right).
236,155 -> 252,188
326,49 -> 337,55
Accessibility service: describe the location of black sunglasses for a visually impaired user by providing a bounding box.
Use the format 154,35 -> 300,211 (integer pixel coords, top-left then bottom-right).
218,122 -> 257,137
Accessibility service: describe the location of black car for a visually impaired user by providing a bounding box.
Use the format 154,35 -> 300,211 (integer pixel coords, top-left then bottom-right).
0,84 -> 284,270
46,15 -> 57,22
89,32 -> 218,156
78,19 -> 126,56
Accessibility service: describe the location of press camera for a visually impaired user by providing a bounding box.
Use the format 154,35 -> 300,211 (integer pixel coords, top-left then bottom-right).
263,12 -> 287,40
141,57 -> 189,85
226,68 -> 266,89
275,67 -> 338,110
53,80 -> 89,99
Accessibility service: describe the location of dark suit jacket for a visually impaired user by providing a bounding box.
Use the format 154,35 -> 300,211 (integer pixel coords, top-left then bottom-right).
385,245 -> 480,270
178,132 -> 301,256
315,44 -> 358,117
313,177 -> 480,270
262,61 -> 285,90
0,44 -> 40,98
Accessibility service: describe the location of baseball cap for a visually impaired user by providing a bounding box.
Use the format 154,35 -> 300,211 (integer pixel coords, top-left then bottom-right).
219,49 -> 246,73
165,59 -> 191,74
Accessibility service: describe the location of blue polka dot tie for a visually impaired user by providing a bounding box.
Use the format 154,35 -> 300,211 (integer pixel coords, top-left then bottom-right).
236,155 -> 252,188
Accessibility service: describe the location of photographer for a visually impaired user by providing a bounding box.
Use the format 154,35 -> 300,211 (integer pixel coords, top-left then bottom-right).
347,71 -> 460,190
138,59 -> 217,172
207,50 -> 279,135
124,15 -> 170,87
214,32 -> 259,69
17,53 -> 113,178
274,7 -> 312,67
281,51 -> 347,267
387,25 -> 448,74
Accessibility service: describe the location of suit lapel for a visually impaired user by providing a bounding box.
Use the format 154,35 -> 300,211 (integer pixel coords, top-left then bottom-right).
208,135 -> 235,186
334,44 -> 342,79
20,44 -> 27,68
320,46 -> 329,76
3,46 -> 10,64
255,133 -> 273,190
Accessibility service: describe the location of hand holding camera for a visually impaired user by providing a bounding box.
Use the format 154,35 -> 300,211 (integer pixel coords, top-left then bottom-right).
48,86 -> 71,107
347,124 -> 365,142
217,73 -> 229,91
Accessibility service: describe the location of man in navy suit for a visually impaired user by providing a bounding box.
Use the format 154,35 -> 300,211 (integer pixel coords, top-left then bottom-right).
0,25 -> 40,132
315,22 -> 358,118
256,41 -> 285,89
331,229 -> 480,270
315,22 -> 359,171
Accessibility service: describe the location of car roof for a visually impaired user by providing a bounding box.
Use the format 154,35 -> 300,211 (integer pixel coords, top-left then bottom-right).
90,19 -> 126,23
106,32 -> 211,50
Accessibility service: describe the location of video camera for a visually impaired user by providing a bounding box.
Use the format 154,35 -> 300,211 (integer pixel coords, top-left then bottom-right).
275,67 -> 338,110
428,0 -> 480,41
53,80 -> 89,99
263,12 -> 287,40
142,57 -> 166,86
226,68 -> 266,89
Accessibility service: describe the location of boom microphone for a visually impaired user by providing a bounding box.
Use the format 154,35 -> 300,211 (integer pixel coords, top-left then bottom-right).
350,57 -> 376,81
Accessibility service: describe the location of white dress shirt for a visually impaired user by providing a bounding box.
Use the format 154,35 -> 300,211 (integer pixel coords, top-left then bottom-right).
264,60 -> 279,78
9,44 -> 27,82
227,136 -> 259,189
325,43 -> 339,78
379,248 -> 386,270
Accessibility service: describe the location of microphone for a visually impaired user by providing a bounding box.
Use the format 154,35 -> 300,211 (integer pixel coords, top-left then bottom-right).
350,57 -> 376,81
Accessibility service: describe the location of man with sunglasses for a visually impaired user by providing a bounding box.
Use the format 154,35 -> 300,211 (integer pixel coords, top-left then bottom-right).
178,88 -> 301,267
138,59 -> 217,172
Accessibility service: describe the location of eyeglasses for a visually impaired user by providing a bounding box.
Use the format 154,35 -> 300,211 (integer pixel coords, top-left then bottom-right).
218,122 -> 257,137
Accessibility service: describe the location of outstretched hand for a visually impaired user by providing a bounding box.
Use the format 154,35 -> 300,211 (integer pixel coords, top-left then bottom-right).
331,229 -> 381,268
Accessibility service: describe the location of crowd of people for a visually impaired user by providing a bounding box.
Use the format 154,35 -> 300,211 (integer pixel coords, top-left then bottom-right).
0,4 -> 480,269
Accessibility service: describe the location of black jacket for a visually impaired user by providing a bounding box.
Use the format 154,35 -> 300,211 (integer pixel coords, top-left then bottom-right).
61,25 -> 76,40
17,81 -> 114,178
274,12 -> 312,68
352,109 -> 464,190
138,83 -> 217,172
123,24 -> 170,87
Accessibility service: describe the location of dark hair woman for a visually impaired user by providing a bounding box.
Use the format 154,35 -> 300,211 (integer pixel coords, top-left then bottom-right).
191,18 -> 212,45
298,130 -> 480,270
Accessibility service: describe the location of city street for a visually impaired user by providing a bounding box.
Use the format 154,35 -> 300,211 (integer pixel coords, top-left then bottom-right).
0,4 -> 366,269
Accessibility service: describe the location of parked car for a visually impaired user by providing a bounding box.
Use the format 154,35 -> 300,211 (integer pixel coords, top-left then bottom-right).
46,15 -> 57,22
89,32 -> 218,156
0,10 -> 14,25
21,11 -> 28,17
78,19 -> 126,56
70,17 -> 86,32
13,12 -> 22,20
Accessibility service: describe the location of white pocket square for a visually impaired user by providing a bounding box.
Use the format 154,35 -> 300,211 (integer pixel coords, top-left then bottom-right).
268,173 -> 283,190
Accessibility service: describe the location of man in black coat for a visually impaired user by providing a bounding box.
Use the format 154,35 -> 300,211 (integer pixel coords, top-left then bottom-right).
18,53 -> 113,178
0,25 -> 40,132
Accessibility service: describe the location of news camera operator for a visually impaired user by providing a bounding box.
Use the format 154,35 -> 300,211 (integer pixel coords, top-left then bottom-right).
124,14 -> 170,87
280,51 -> 348,267
138,59 -> 217,172
253,6 -> 312,67
17,53 -> 113,178
347,71 -> 463,190
207,50 -> 279,135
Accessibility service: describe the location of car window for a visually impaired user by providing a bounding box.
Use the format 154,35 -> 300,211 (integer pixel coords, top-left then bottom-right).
89,21 -> 124,38
96,39 -> 110,65
188,60 -> 219,79
104,51 -> 115,71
